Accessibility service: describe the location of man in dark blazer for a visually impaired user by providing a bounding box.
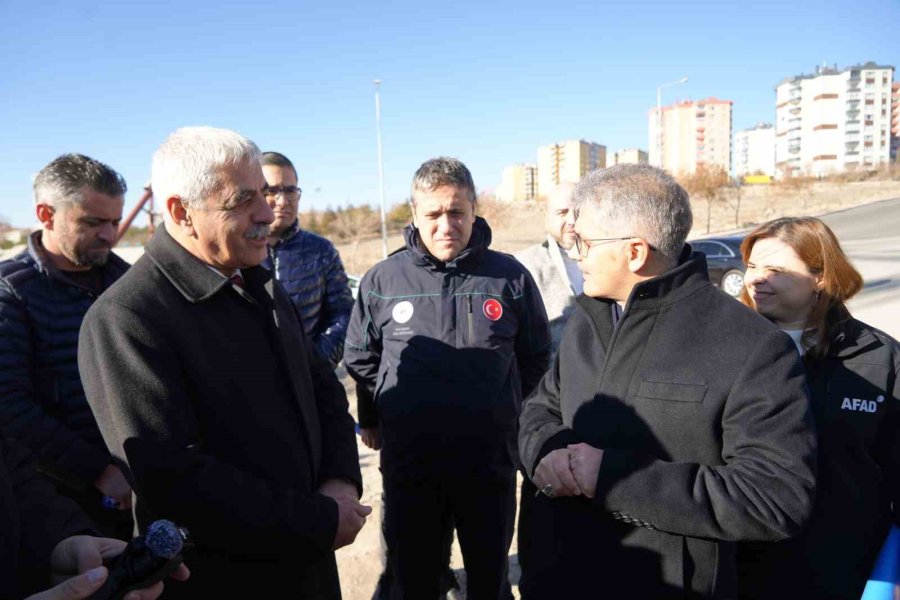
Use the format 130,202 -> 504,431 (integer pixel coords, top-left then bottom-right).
78,126 -> 369,599
518,164 -> 817,599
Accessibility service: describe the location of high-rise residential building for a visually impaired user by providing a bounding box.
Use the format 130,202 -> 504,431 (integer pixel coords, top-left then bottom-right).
891,82 -> 899,162
497,163 -> 537,203
648,97 -> 733,176
775,62 -> 895,177
734,123 -> 776,178
610,149 -> 649,166
536,140 -> 606,198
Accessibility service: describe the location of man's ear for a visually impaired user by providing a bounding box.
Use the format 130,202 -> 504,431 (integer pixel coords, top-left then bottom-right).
625,238 -> 653,274
35,203 -> 56,229
165,196 -> 195,235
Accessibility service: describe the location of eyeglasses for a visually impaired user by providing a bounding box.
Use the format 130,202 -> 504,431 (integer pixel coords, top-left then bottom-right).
573,233 -> 639,257
263,186 -> 301,199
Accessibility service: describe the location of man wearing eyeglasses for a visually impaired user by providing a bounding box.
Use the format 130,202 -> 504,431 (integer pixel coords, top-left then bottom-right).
517,164 -> 817,599
260,151 -> 354,368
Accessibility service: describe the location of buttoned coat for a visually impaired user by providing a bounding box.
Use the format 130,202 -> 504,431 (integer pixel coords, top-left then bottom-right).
518,250 -> 817,599
78,224 -> 361,598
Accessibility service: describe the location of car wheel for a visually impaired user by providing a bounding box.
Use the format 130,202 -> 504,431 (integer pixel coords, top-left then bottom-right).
721,269 -> 745,298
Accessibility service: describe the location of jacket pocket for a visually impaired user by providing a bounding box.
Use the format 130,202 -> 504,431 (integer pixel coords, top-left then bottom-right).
636,379 -> 708,403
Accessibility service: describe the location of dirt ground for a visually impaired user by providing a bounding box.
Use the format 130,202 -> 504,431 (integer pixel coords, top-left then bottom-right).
332,179 -> 900,600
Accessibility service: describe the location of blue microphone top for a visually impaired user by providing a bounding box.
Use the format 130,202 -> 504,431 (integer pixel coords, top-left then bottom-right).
145,520 -> 184,559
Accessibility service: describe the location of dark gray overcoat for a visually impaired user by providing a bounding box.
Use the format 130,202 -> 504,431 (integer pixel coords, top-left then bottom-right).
518,251 -> 817,599
79,225 -> 361,599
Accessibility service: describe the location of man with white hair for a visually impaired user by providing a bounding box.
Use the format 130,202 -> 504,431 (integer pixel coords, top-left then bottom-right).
518,164 -> 817,599
79,126 -> 368,598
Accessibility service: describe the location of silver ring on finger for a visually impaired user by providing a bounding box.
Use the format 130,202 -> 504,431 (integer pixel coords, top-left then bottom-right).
541,483 -> 555,498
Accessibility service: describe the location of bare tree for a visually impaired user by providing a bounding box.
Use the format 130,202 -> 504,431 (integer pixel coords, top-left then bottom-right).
679,165 -> 731,233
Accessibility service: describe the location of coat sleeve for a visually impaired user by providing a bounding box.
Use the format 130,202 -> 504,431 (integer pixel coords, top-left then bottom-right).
78,301 -> 340,559
592,330 -> 817,542
312,244 -> 354,368
3,433 -> 97,593
877,339 -> 900,526
518,349 -> 583,479
0,280 -> 109,492
515,268 -> 551,401
344,273 -> 382,429
304,334 -> 363,495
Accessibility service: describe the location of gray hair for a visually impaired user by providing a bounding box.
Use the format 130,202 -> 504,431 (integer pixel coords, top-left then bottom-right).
411,157 -> 476,204
33,153 -> 127,208
151,126 -> 261,209
573,164 -> 692,261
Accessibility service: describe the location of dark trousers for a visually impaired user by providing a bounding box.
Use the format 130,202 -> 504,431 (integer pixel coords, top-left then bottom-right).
383,471 -> 516,600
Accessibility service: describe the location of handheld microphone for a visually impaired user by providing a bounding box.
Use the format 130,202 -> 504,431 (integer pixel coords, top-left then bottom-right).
88,520 -> 187,600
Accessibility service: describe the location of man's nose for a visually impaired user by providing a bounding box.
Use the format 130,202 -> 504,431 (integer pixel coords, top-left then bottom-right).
255,191 -> 275,224
97,222 -> 117,243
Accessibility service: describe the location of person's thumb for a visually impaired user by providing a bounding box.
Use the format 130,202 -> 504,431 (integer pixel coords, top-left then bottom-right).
27,567 -> 108,600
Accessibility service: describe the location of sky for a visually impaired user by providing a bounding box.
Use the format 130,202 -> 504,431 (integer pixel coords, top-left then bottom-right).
1,0 -> 898,228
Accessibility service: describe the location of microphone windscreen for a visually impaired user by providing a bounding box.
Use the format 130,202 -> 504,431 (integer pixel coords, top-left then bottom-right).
145,520 -> 184,559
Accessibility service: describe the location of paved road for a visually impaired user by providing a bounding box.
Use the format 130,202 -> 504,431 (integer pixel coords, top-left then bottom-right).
819,196 -> 900,339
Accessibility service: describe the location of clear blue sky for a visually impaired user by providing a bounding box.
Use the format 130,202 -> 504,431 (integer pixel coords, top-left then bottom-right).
1,0 -> 898,228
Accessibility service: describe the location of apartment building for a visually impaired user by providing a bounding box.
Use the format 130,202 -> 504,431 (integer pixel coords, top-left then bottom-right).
775,62 -> 894,177
497,163 -> 537,203
648,97 -> 733,176
610,148 -> 649,166
891,82 -> 899,162
536,140 -> 606,198
734,123 -> 776,178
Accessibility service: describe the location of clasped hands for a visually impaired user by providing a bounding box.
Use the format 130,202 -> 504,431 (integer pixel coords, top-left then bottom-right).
532,443 -> 604,499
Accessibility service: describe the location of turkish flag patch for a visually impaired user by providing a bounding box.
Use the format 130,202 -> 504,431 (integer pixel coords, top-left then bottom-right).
483,298 -> 503,321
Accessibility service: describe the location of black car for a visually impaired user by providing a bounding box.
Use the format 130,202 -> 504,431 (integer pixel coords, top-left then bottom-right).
689,236 -> 746,298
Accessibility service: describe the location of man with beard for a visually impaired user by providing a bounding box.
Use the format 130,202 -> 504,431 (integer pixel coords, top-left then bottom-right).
0,154 -> 133,540
79,127 -> 367,598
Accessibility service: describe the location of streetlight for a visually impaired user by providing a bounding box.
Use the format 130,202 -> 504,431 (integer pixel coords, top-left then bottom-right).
374,79 -> 388,259
656,76 -> 689,169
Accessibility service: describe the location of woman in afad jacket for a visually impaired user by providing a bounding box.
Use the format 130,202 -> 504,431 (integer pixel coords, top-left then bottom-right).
736,216 -> 899,600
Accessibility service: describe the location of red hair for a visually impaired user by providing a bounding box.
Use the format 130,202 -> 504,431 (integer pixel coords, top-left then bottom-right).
740,217 -> 864,359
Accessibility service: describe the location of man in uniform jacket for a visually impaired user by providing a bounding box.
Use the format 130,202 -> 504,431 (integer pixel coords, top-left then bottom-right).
78,127 -> 368,599
0,153 -> 132,539
518,164 -> 817,599
260,151 -> 354,368
345,157 -> 551,600
514,182 -> 582,354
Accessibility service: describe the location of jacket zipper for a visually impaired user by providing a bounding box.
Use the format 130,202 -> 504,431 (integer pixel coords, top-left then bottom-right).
466,295 -> 474,345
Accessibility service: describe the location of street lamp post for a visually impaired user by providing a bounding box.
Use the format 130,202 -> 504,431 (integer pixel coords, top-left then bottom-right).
374,79 -> 388,259
656,76 -> 689,169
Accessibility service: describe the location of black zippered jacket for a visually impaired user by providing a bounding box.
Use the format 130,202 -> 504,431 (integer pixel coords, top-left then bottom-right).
0,232 -> 129,493
345,218 -> 551,477
739,317 -> 900,600
518,248 -> 817,599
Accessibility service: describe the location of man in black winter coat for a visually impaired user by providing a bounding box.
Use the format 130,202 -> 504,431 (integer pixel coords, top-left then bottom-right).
78,126 -> 368,599
0,154 -> 132,539
518,164 -> 817,599
346,157 -> 551,600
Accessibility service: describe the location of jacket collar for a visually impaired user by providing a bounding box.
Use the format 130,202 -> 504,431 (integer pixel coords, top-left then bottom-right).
827,317 -> 884,359
272,219 -> 302,247
145,224 -> 272,304
402,216 -> 492,270
26,230 -> 129,291
546,235 -> 576,294
623,244 -> 711,309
